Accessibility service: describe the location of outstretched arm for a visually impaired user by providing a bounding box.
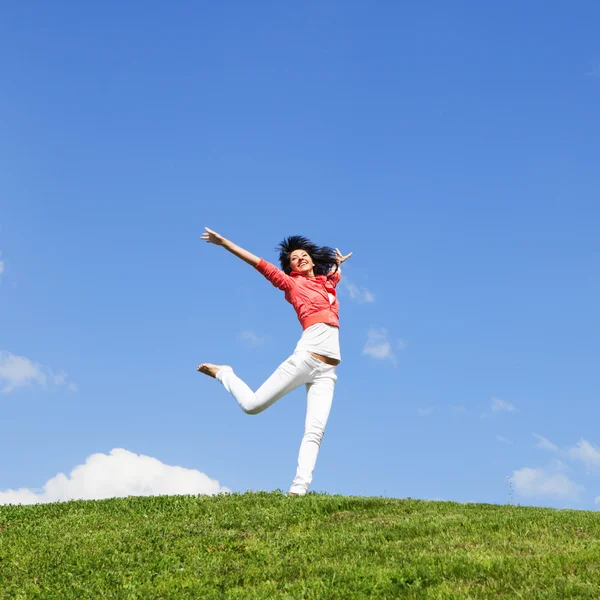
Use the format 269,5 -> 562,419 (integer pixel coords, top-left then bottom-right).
328,248 -> 352,284
201,227 -> 292,291
201,227 -> 260,267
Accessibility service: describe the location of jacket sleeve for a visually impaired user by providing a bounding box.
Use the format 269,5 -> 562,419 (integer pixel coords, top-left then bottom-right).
255,259 -> 293,292
327,268 -> 341,288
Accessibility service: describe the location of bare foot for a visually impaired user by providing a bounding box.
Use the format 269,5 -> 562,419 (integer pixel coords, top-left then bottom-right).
197,363 -> 230,378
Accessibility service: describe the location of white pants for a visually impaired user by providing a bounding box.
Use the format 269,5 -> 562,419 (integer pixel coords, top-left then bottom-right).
216,350 -> 337,495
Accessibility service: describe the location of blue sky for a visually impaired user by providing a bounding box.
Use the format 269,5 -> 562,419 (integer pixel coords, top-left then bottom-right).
1,2 -> 599,508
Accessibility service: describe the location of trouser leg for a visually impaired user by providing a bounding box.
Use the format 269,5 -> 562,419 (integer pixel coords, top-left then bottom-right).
216,352 -> 314,415
289,365 -> 337,495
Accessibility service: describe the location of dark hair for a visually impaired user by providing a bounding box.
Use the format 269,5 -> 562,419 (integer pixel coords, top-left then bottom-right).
278,235 -> 337,276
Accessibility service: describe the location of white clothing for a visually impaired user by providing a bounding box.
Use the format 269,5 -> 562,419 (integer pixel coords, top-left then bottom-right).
294,323 -> 341,362
216,350 -> 337,495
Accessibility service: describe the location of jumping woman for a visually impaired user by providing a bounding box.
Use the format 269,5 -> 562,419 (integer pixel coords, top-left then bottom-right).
198,227 -> 352,496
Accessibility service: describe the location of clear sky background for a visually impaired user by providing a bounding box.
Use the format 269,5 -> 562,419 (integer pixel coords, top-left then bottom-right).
1,2 -> 599,509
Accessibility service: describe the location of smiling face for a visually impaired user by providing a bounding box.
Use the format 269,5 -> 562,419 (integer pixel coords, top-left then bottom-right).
289,248 -> 315,277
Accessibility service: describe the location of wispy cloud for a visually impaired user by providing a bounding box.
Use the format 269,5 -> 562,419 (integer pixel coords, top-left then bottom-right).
595,496 -> 600,506
363,328 -> 405,363
240,330 -> 264,346
0,250 -> 4,277
0,351 -> 77,394
567,440 -> 600,470
418,407 -> 434,417
0,448 -> 230,505
511,467 -> 583,500
481,397 -> 519,419
341,277 -> 375,304
549,459 -> 572,474
491,397 -> 519,413
513,437 -> 600,503
363,328 -> 392,359
497,435 -> 512,444
534,434 -> 559,453
451,404 -> 466,414
535,436 -> 600,471
53,370 -> 79,392
0,352 -> 46,393
585,60 -> 600,78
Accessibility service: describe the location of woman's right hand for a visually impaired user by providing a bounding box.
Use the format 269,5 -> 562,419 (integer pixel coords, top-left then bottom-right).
201,227 -> 226,246
201,227 -> 259,266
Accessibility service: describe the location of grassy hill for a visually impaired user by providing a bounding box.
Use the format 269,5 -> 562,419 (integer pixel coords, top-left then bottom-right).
1,492 -> 599,599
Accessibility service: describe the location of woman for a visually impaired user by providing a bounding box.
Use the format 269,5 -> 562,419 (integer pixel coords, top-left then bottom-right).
197,227 -> 352,496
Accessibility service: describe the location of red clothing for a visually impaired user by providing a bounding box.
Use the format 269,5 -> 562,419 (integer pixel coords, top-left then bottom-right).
255,259 -> 341,330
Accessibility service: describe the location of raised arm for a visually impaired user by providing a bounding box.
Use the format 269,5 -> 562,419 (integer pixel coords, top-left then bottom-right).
328,248 -> 353,286
201,227 -> 260,267
201,227 -> 292,291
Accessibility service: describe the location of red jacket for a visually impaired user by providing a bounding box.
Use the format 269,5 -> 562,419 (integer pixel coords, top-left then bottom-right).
255,259 -> 341,330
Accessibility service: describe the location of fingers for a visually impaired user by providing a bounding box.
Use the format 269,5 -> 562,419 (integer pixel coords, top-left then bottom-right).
333,248 -> 352,263
201,228 -> 218,244
202,227 -> 223,241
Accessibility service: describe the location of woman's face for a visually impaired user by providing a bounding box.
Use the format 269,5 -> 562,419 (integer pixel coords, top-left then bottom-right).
289,249 -> 315,275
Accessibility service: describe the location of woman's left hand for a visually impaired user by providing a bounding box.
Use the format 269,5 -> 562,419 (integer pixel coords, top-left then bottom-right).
335,248 -> 353,265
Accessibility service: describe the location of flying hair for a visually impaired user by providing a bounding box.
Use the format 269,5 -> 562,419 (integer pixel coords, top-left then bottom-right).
277,235 -> 338,276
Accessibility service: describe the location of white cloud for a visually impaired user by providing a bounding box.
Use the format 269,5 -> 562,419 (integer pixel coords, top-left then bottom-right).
363,329 -> 392,359
491,397 -> 518,413
341,278 -> 375,303
0,351 -> 77,394
363,328 -> 400,362
534,434 -> 559,453
0,352 -> 46,393
418,407 -> 434,417
517,438 -> 600,502
595,496 -> 600,505
511,467 -> 583,500
0,250 -> 4,276
240,330 -> 264,346
451,404 -> 466,414
53,371 -> 68,386
567,440 -> 600,470
497,435 -> 512,444
0,448 -> 230,505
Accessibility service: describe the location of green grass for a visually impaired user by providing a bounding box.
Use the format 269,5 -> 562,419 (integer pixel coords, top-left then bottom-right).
1,492 -> 600,599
